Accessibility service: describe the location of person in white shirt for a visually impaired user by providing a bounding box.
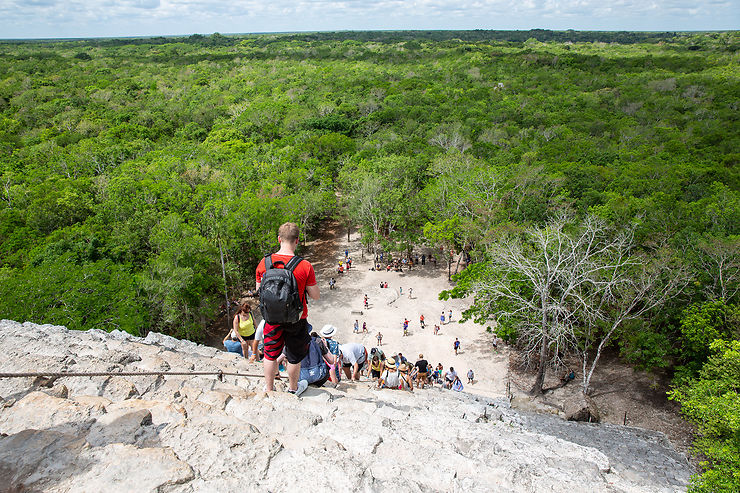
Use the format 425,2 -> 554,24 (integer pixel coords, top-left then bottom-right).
339,342 -> 367,381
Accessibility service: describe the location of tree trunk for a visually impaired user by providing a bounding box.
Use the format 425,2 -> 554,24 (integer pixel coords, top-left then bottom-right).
530,337 -> 548,395
531,303 -> 549,395
218,236 -> 230,333
453,242 -> 467,275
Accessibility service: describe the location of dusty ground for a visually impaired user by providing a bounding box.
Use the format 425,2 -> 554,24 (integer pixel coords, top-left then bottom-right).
507,338 -> 694,457
305,221 -> 509,399
210,220 -> 693,455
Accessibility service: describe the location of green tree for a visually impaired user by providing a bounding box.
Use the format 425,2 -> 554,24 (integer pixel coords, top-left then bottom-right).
677,300 -> 740,377
670,340 -> 740,492
0,254 -> 145,334
138,214 -> 220,340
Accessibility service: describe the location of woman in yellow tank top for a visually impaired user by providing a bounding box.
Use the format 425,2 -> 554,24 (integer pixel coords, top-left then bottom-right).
231,303 -> 258,362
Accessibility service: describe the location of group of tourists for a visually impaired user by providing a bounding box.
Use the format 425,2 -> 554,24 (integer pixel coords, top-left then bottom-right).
399,311 -> 460,355
337,257 -> 353,275
367,348 -> 471,392
370,251 -> 438,273
222,221 -> 476,398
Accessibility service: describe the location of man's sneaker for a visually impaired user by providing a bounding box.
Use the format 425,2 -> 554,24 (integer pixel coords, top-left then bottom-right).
288,379 -> 308,397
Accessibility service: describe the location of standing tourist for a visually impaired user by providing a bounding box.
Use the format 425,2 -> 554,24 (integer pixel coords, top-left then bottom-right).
256,222 -> 319,396
415,354 -> 429,389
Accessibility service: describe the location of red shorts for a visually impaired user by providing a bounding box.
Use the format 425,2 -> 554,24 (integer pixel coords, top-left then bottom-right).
262,319 -> 310,364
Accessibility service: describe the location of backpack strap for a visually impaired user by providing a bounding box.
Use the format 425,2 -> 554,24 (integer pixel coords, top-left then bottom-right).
284,255 -> 303,272
264,254 -> 303,271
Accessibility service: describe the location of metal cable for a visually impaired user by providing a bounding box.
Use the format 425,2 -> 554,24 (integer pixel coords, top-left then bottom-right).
0,370 -> 264,379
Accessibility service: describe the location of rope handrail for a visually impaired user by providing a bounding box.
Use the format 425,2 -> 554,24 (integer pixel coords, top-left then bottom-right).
0,370 -> 264,379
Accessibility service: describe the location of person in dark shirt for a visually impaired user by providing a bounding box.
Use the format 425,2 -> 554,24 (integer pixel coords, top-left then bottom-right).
414,354 -> 429,389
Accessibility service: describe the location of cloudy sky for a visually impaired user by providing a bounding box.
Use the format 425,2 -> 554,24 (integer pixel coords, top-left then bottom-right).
0,0 -> 737,39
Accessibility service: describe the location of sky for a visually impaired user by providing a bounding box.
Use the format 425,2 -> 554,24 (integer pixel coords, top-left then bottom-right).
0,0 -> 737,39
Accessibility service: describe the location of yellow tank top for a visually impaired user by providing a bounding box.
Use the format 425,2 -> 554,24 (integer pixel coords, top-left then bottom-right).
371,360 -> 383,371
237,313 -> 255,337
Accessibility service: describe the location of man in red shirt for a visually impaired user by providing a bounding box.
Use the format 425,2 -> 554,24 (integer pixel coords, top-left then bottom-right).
256,222 -> 320,395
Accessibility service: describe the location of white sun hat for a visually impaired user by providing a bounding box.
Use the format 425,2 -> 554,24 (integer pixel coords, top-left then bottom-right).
320,324 -> 337,338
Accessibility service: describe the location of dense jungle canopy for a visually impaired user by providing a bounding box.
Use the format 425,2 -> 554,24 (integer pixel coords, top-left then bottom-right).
0,30 -> 738,489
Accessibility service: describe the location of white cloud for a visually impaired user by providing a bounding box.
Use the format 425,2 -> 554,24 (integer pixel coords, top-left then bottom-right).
0,0 -> 737,38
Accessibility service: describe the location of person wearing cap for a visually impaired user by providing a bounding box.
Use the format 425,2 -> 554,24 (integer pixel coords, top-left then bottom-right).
320,324 -> 340,353
319,324 -> 342,384
378,357 -> 400,389
414,354 -> 429,389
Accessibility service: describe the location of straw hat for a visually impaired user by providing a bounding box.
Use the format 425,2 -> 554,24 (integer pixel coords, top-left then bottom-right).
399,363 -> 408,372
320,324 -> 337,338
386,357 -> 396,367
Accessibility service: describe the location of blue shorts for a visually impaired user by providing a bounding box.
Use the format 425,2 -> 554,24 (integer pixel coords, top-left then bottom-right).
224,340 -> 244,356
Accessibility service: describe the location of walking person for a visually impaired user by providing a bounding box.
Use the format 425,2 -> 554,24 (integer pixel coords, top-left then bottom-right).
448,309 -> 452,322
354,320 -> 359,333
454,338 -> 461,355
441,311 -> 445,325
376,331 -> 383,346
256,222 -> 319,396
419,314 -> 425,329
362,321 -> 368,333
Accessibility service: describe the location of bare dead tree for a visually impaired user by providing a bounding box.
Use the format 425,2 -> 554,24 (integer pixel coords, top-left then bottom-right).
694,235 -> 740,303
473,216 -> 587,394
575,249 -> 691,395
350,176 -> 385,257
470,215 -> 690,395
429,131 -> 471,154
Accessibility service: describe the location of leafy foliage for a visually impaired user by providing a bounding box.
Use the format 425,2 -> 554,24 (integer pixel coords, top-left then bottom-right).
0,32 -> 737,355
670,340 -> 740,492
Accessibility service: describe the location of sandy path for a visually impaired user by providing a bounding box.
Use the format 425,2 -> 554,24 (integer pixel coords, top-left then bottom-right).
303,224 -> 509,399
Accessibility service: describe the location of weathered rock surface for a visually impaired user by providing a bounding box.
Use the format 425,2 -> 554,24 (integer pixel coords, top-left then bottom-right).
0,320 -> 692,492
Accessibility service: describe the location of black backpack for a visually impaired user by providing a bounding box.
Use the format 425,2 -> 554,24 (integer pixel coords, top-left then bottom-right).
259,254 -> 304,325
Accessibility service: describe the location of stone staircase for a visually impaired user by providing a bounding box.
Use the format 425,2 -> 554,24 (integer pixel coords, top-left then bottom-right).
0,321 -> 692,492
